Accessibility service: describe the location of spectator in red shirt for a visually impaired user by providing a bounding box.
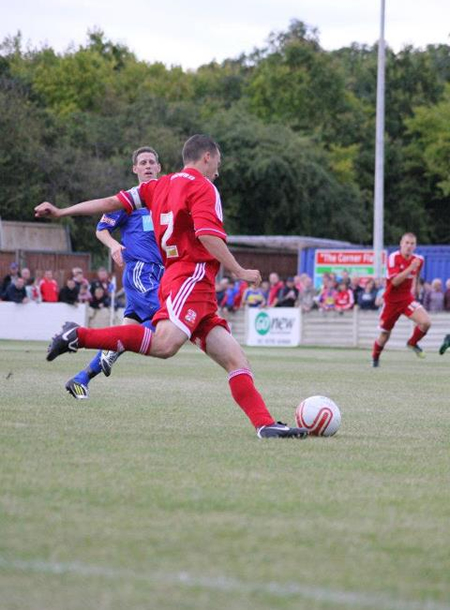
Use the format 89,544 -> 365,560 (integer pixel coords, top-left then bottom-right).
39,270 -> 59,302
334,282 -> 354,313
268,272 -> 284,307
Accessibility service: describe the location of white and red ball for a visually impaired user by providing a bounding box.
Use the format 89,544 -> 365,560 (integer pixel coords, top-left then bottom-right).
295,395 -> 341,437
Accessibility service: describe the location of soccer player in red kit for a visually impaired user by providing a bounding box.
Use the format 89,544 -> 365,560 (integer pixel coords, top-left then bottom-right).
372,232 -> 431,367
35,135 -> 307,439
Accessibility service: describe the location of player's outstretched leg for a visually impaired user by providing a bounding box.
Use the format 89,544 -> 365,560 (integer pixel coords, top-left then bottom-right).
65,351 -> 103,400
439,334 -> 450,355
99,320 -> 155,376
46,323 -> 153,362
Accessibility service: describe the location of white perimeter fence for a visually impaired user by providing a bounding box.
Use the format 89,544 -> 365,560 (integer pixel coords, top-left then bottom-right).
0,302 -> 448,350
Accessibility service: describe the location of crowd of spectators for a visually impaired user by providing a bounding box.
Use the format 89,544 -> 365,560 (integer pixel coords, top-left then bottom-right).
215,270 -> 450,314
0,263 -> 113,307
3,260 -> 450,315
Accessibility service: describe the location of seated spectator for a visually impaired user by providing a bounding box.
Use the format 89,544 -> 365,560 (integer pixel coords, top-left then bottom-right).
276,277 -> 299,307
334,282 -> 354,313
424,278 -> 444,313
4,277 -> 29,303
39,270 -> 59,302
298,276 -> 316,313
90,286 -> 109,309
77,283 -> 92,304
319,278 -> 337,311
59,278 -> 79,305
242,282 -> 266,308
349,275 -> 363,305
90,267 -> 113,307
358,279 -> 378,310
1,261 -> 20,299
444,279 -> 450,312
268,272 -> 284,307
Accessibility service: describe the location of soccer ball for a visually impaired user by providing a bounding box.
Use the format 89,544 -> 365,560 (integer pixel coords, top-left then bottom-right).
295,395 -> 341,437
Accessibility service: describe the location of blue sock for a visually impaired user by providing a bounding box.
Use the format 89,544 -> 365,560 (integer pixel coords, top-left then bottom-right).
74,350 -> 102,385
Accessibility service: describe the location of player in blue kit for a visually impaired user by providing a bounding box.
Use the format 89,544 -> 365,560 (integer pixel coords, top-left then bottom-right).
66,147 -> 164,399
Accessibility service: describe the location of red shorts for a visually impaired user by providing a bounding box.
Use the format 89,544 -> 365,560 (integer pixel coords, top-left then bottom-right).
378,297 -> 422,332
152,263 -> 230,351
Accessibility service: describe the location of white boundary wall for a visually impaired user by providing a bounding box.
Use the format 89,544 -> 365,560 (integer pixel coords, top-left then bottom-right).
0,302 -> 88,341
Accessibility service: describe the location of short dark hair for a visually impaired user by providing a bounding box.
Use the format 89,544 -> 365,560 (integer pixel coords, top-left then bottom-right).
182,134 -> 220,164
132,146 -> 159,165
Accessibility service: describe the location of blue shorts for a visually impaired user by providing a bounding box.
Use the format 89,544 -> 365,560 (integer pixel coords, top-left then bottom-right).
122,261 -> 163,323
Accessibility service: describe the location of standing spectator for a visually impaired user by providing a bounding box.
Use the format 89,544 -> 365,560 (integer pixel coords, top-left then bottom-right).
72,268 -> 89,291
20,267 -> 33,287
242,282 -> 266,308
26,277 -> 42,303
319,277 -> 337,311
39,270 -> 59,302
334,282 -> 354,313
444,279 -> 450,312
424,278 -> 444,313
358,279 -> 378,310
4,277 -> 29,303
59,278 -> 80,305
268,272 -> 284,307
350,275 -> 363,305
298,275 -> 316,313
1,262 -> 20,299
276,277 -> 299,307
215,277 -> 230,307
339,269 -> 351,288
232,279 -> 248,309
260,280 -> 270,303
375,278 -> 386,309
90,267 -> 113,307
220,279 -> 238,313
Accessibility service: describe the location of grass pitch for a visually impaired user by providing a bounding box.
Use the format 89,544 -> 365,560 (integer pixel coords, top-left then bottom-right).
0,340 -> 449,610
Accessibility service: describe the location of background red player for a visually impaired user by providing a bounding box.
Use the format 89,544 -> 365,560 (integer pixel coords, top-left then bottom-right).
372,232 -> 431,367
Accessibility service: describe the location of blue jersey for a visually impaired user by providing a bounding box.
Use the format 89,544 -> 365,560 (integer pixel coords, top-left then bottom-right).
97,208 -> 162,268
97,208 -> 163,322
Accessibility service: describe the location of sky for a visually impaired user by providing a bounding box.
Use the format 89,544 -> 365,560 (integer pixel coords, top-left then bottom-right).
1,0 -> 449,69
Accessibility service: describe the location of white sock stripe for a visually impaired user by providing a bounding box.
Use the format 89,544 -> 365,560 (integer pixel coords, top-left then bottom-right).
139,327 -> 152,354
172,263 -> 206,317
228,368 -> 254,381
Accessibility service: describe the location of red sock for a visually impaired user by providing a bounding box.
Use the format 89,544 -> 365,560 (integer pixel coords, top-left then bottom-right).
372,340 -> 384,360
77,325 -> 152,354
407,326 -> 427,347
228,369 -> 275,428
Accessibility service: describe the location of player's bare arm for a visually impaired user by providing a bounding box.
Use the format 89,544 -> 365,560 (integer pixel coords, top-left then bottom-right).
391,258 -> 421,287
198,235 -> 261,286
96,229 -> 126,267
34,196 -> 123,219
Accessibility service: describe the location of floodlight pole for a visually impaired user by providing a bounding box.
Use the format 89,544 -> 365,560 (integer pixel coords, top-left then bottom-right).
373,0 -> 386,279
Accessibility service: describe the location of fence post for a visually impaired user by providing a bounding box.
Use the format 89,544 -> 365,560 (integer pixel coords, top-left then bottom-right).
299,307 -> 303,344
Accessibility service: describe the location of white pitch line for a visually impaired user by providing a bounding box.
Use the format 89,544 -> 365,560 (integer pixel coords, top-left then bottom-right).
0,557 -> 449,610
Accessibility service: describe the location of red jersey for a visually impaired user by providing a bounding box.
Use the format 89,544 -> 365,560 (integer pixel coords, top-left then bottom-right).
384,250 -> 423,303
117,168 -> 227,291
39,278 -> 58,302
